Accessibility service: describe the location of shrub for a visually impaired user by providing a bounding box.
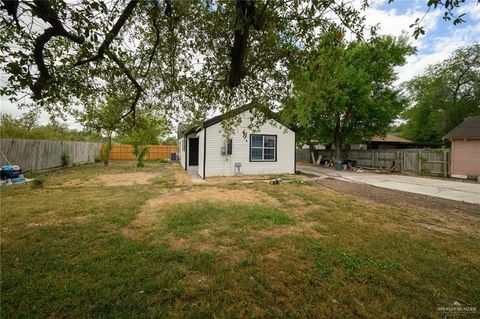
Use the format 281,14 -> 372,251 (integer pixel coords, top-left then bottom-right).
133,146 -> 148,167
61,151 -> 71,166
32,178 -> 45,189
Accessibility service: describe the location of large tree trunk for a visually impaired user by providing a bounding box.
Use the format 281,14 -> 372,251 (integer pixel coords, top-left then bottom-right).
333,117 -> 344,163
334,138 -> 344,163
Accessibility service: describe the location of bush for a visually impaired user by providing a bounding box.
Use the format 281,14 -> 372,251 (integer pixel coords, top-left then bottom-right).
133,146 -> 148,167
32,178 -> 45,189
61,151 -> 71,166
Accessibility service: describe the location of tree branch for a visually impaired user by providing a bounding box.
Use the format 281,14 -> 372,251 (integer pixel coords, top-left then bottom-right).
228,0 -> 257,88
27,0 -> 85,99
75,0 -> 139,66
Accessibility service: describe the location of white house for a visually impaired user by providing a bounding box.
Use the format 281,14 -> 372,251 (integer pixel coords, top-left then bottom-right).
178,103 -> 297,178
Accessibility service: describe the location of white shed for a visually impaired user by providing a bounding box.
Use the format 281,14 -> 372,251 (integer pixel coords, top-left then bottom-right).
178,103 -> 297,178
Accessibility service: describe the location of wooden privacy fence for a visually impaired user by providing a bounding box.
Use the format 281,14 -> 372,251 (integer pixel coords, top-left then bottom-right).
108,144 -> 178,160
0,138 -> 102,172
296,148 -> 450,176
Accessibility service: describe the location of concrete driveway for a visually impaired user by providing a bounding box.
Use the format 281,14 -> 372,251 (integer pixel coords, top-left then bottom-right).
297,164 -> 480,205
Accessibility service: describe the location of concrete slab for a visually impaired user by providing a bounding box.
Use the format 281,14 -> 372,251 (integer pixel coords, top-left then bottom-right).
187,166 -> 205,184
298,164 -> 480,205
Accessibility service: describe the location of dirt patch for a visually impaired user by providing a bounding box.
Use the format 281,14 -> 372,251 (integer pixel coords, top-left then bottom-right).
64,172 -> 162,187
171,164 -> 193,186
96,172 -> 160,186
145,187 -> 277,208
206,174 -> 308,185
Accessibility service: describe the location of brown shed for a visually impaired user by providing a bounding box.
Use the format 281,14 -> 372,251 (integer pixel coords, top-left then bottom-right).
444,116 -> 480,179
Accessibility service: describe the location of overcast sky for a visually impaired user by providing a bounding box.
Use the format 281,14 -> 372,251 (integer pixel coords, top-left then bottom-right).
1,0 -> 479,129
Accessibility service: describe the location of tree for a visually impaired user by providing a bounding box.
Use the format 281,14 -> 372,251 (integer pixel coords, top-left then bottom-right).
401,43 -> 480,144
117,113 -> 170,167
0,0 -> 370,127
0,113 -> 101,142
77,91 -> 131,165
283,29 -> 414,162
161,136 -> 178,146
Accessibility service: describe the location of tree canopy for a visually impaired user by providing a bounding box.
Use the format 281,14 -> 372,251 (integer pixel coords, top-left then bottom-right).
283,29 -> 414,160
0,0 -> 475,136
401,43 -> 480,144
0,0 -> 370,125
0,113 -> 101,142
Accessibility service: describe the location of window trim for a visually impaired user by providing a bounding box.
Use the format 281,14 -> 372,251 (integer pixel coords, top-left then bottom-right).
249,134 -> 277,162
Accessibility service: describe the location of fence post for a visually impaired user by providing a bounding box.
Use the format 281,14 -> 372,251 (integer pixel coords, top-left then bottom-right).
443,150 -> 447,177
418,149 -> 422,174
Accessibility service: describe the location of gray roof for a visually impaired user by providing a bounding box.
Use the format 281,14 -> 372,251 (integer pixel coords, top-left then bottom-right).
443,116 -> 480,140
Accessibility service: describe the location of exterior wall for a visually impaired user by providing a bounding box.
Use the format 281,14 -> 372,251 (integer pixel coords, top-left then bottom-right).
450,139 -> 480,178
197,130 -> 205,178
179,137 -> 186,169
204,111 -> 295,177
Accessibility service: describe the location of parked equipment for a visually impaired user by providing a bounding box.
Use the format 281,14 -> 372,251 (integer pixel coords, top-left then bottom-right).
0,151 -> 29,186
1,165 -> 22,180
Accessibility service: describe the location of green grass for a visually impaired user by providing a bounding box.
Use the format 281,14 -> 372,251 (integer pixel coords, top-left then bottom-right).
162,202 -> 294,235
1,161 -> 479,318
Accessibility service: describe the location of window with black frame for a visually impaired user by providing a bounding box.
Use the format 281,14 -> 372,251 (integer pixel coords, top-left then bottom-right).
250,135 -> 276,161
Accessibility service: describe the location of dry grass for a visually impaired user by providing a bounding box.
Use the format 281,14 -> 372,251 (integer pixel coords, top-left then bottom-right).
171,163 -> 193,186
205,173 -> 309,185
1,161 -> 479,318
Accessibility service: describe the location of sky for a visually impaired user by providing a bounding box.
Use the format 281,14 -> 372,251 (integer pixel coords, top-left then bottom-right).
0,0 -> 479,129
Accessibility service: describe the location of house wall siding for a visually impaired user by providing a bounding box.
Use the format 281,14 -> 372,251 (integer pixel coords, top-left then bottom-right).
451,139 -> 480,177
179,137 -> 186,169
204,111 -> 295,177
197,130 -> 205,178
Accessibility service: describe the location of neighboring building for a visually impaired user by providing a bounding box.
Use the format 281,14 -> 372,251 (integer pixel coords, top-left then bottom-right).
178,103 -> 297,178
302,135 -> 415,151
443,116 -> 480,179
366,134 -> 415,149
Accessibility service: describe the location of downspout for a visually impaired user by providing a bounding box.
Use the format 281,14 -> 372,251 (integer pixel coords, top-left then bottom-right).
185,136 -> 188,171
203,127 -> 207,179
294,131 -> 297,174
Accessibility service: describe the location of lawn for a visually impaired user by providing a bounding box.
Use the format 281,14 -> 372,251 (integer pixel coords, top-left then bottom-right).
1,161 -> 479,318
